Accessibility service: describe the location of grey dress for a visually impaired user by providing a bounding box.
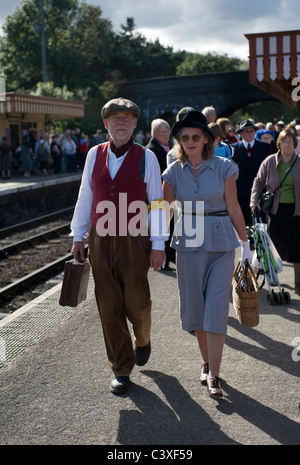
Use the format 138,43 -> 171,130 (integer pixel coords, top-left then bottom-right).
162,156 -> 240,334
20,144 -> 33,172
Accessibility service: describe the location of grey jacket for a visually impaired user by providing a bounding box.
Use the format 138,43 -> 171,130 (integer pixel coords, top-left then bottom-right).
250,151 -> 300,216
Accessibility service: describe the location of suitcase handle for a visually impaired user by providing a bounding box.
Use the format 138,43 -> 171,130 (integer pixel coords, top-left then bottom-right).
74,252 -> 87,264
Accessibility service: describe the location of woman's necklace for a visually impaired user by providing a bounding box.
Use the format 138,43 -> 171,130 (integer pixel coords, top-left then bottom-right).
189,160 -> 203,170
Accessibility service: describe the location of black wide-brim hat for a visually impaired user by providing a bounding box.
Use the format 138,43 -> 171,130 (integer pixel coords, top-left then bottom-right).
171,110 -> 215,141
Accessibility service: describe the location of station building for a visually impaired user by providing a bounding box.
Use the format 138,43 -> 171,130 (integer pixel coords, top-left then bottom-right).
0,92 -> 85,150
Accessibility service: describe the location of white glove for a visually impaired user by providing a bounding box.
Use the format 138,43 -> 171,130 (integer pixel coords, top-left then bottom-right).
239,240 -> 252,265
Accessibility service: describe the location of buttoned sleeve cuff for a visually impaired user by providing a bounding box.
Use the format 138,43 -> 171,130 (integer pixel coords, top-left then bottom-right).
72,235 -> 85,242
149,209 -> 169,243
70,229 -> 90,242
150,240 -> 165,251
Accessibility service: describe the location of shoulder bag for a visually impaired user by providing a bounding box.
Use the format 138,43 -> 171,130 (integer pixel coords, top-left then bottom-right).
259,156 -> 298,212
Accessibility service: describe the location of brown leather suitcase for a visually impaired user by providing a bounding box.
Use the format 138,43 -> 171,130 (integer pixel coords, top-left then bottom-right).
59,258 -> 90,307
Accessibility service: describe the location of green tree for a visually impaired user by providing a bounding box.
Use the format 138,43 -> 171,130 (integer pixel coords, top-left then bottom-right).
0,0 -> 114,92
109,17 -> 186,81
229,101 -> 300,127
33,80 -> 74,99
176,51 -> 248,75
145,39 -> 186,78
0,0 -> 44,90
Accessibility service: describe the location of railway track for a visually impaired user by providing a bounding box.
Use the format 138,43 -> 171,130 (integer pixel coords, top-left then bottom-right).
0,224 -> 71,294
0,207 -> 74,245
0,209 -> 88,316
0,223 -> 70,258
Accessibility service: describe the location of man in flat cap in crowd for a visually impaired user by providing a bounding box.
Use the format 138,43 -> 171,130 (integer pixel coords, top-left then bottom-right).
70,97 -> 167,394
232,119 -> 272,227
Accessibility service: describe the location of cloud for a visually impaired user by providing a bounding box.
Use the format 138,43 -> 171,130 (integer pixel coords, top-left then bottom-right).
98,0 -> 300,59
97,0 -> 249,57
0,0 -> 20,20
98,0 -> 300,60
98,0 -> 183,30
1,0 -> 300,60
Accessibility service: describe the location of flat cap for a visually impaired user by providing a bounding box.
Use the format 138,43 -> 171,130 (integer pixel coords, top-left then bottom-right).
101,97 -> 140,119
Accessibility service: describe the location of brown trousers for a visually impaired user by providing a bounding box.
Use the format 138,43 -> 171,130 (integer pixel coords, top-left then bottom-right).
88,228 -> 152,376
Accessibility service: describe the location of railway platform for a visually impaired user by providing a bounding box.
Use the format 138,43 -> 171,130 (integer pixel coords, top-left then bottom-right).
0,255 -> 299,446
0,171 -> 82,196
0,171 -> 82,229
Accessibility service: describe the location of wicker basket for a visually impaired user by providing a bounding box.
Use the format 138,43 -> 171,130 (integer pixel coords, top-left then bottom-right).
232,262 -> 260,327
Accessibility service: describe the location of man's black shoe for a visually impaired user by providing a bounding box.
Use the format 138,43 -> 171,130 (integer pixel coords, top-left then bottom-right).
134,341 -> 151,366
110,376 -> 130,394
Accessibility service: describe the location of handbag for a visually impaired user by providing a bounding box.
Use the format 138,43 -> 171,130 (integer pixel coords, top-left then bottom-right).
59,257 -> 90,307
232,261 -> 260,327
259,156 -> 298,212
259,190 -> 275,212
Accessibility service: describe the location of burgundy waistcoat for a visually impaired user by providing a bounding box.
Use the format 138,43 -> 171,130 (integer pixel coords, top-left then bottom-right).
91,142 -> 147,236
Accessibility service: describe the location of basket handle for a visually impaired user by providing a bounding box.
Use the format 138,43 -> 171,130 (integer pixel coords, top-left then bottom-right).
234,260 -> 259,291
245,262 -> 260,292
233,262 -> 246,286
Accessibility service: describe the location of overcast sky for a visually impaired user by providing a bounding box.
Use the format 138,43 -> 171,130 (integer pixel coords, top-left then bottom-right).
1,0 -> 300,60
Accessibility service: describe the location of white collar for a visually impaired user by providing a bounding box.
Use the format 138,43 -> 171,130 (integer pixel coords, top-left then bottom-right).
242,139 -> 255,149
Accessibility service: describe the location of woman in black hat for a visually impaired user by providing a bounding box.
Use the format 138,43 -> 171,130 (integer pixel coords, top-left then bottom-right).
162,111 -> 251,397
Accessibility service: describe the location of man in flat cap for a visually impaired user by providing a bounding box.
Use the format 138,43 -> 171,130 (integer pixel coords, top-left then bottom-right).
232,119 -> 272,226
70,97 -> 167,394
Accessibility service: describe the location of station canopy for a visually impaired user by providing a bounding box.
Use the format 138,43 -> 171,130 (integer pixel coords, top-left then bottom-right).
0,92 -> 84,119
245,30 -> 300,108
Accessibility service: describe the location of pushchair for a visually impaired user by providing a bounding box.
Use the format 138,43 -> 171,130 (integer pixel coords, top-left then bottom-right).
247,208 -> 291,305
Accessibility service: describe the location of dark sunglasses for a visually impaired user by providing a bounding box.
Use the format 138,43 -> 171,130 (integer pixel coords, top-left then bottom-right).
179,134 -> 202,143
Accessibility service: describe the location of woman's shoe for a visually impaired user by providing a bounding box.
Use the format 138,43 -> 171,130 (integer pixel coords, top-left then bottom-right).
200,362 -> 209,385
207,376 -> 223,397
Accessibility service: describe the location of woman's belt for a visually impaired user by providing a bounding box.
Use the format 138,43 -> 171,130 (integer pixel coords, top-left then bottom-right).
204,210 -> 228,216
181,210 -> 228,216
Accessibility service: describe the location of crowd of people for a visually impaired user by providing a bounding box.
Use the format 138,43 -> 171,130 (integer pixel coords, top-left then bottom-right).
0,127 -> 108,179
1,109 -> 300,183
68,97 -> 299,398
133,107 -> 300,282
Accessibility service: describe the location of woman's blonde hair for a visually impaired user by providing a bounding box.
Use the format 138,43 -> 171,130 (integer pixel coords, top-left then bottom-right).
150,118 -> 170,138
172,128 -> 215,163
